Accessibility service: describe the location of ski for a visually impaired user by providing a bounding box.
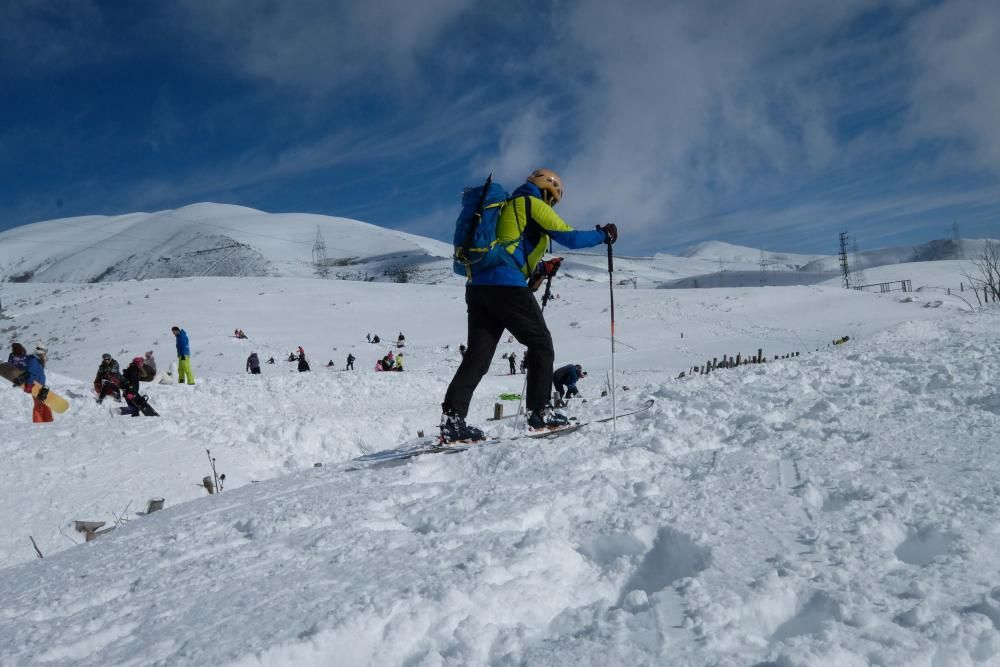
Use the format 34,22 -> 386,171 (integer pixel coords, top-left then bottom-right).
350,399 -> 654,468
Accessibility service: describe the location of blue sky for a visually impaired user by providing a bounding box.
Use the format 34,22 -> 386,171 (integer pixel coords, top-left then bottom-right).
2,0 -> 999,256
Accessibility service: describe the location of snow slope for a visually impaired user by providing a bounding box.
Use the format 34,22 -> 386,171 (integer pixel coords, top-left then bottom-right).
1,264 -> 998,664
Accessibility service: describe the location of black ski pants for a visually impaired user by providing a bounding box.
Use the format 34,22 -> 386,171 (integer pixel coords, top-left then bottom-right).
443,285 -> 554,418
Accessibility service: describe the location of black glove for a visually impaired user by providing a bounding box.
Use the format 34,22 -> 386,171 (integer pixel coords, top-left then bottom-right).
12,373 -> 25,387
37,386 -> 49,402
597,223 -> 618,244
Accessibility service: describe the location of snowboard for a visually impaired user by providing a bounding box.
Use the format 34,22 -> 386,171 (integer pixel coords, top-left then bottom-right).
0,362 -> 70,413
110,393 -> 159,417
352,399 -> 654,467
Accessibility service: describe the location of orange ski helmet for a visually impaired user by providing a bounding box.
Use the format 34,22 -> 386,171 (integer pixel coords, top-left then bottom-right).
527,168 -> 563,206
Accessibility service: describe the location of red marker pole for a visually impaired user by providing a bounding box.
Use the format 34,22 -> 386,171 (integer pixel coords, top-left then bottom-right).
606,230 -> 617,431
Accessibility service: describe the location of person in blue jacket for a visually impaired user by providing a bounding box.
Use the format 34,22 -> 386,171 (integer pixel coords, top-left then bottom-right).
440,167 -> 617,441
15,342 -> 53,422
171,326 -> 195,385
553,363 -> 586,403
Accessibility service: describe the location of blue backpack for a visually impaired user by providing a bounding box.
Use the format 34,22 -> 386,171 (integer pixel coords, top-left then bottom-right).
452,175 -> 517,278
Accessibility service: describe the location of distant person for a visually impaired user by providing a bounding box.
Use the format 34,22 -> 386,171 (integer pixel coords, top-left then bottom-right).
346,353 -> 355,370
94,353 -> 122,403
7,342 -> 28,369
297,346 -> 310,372
120,357 -> 154,417
395,352 -> 404,372
326,359 -> 335,367
17,343 -> 54,423
366,333 -> 371,343
142,350 -> 157,380
397,332 -> 405,348
372,334 -> 380,344
266,356 -> 275,364
246,352 -> 261,374
553,364 -> 586,403
507,351 -> 517,375
459,344 -> 466,357
287,352 -> 297,362
519,355 -> 527,374
171,326 -> 195,385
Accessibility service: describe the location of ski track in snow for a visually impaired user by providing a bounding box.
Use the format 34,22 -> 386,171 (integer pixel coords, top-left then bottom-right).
2,273 -> 1000,665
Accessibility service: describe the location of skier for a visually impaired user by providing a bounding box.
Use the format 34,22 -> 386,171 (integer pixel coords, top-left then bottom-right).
297,346 -> 310,372
346,353 -> 355,370
94,353 -> 123,403
16,343 -> 54,423
246,352 -> 261,374
440,167 -> 617,441
397,332 -> 405,348
120,357 -> 154,416
7,342 -> 27,368
171,326 -> 195,385
553,363 -> 586,404
507,351 -> 517,375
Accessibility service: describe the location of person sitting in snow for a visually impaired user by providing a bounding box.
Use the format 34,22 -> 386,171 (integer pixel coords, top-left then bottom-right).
266,356 -> 275,364
371,334 -> 380,344
394,352 -> 404,372
94,353 -> 122,403
141,350 -> 157,380
397,332 -> 405,348
120,357 -> 154,417
287,352 -> 297,362
326,359 -> 334,367
8,342 -> 28,369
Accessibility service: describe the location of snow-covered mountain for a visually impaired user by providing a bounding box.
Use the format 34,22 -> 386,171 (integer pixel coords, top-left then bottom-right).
0,203 -> 457,285
681,240 -> 827,270
4,203 -> 987,292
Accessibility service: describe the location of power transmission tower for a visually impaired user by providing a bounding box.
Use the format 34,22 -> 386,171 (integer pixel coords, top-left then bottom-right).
312,226 -> 330,278
838,231 -> 851,289
851,237 -> 867,287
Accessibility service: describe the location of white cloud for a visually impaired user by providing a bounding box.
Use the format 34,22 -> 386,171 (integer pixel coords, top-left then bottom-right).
169,0 -> 473,95
905,0 -> 1000,169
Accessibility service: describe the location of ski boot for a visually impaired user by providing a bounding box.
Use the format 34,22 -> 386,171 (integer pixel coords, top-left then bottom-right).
440,411 -> 485,443
527,405 -> 570,431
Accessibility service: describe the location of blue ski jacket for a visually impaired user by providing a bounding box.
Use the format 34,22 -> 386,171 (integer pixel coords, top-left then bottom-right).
24,355 -> 46,386
553,363 -> 580,388
175,329 -> 191,357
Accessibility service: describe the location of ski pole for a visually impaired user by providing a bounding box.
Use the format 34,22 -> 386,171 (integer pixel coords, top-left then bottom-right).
606,231 -> 617,431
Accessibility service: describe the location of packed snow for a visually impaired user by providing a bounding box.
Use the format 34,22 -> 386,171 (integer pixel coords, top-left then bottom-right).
2,237 -> 999,665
